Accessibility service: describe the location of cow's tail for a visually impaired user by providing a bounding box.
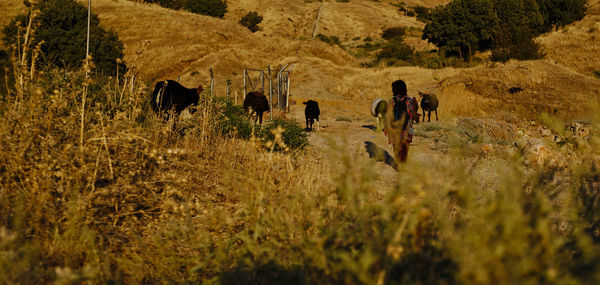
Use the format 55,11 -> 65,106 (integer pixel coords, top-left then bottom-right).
150,81 -> 168,113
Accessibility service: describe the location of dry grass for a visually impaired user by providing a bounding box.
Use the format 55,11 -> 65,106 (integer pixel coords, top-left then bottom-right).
538,0 -> 600,74
2,1 -> 600,282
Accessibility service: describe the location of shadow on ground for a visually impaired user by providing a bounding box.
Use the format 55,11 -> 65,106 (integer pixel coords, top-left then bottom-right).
362,124 -> 377,131
364,141 -> 397,169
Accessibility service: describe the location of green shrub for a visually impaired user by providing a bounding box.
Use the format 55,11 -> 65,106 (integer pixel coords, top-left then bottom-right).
316,34 -> 341,46
414,5 -> 432,22
240,12 -> 263,33
215,98 -> 254,139
376,38 -> 414,65
491,27 -> 545,62
381,27 -> 406,40
0,49 -> 13,99
182,0 -> 227,18
144,0 -> 181,9
2,0 -> 126,75
259,119 -> 308,151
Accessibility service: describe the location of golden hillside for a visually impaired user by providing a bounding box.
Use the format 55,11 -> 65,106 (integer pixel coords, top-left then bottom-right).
2,0 -> 599,120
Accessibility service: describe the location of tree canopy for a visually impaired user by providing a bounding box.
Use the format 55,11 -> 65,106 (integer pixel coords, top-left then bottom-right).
2,0 -> 126,75
421,0 -> 587,62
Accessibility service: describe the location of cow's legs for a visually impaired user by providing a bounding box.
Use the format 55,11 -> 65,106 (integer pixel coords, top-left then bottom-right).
435,110 -> 438,121
422,110 -> 426,123
428,111 -> 432,122
316,118 -> 320,131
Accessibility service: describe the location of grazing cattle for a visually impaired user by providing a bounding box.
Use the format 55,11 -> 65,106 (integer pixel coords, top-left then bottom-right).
419,92 -> 438,122
303,100 -> 320,131
243,91 -> 270,125
410,96 -> 421,124
151,80 -> 202,118
370,98 -> 388,132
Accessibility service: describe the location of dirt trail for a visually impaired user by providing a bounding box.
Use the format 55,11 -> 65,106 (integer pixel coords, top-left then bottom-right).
286,102 -> 458,191
285,99 -> 518,194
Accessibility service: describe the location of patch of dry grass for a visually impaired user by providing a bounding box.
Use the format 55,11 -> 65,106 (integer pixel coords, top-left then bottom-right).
538,0 -> 600,74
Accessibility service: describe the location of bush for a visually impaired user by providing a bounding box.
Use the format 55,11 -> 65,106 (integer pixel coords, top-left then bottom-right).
414,5 -> 432,22
2,0 -> 126,75
376,38 -> 414,65
0,49 -> 13,99
182,0 -> 227,18
259,119 -> 308,151
316,34 -> 341,46
215,98 -> 255,139
491,28 -> 545,62
381,27 -> 406,40
240,12 -> 263,33
144,0 -> 181,9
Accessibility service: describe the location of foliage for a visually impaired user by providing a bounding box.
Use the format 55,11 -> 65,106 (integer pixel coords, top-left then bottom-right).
2,42 -> 600,284
182,0 -> 227,18
536,0 -> 587,31
381,27 -> 406,40
376,38 -> 414,66
2,0 -> 126,75
422,0 -> 587,62
143,0 -> 181,8
490,27 -> 545,62
414,5 -> 432,22
0,49 -> 13,99
240,12 -> 263,33
422,0 -> 498,61
214,97 -> 255,139
316,34 -> 341,46
259,119 -> 308,151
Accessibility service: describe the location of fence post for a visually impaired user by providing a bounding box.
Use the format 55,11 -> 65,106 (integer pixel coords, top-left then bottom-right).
268,65 -> 272,120
226,79 -> 230,98
243,68 -> 247,100
209,67 -> 214,96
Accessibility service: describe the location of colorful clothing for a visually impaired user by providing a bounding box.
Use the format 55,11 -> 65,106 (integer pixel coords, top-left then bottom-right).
392,95 -> 415,143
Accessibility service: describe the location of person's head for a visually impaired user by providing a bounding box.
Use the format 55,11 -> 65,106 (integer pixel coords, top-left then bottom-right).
392,80 -> 407,97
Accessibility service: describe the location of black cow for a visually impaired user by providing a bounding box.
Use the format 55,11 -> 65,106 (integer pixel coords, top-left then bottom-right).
303,100 -> 320,131
150,80 -> 202,118
243,91 -> 270,125
419,92 -> 439,122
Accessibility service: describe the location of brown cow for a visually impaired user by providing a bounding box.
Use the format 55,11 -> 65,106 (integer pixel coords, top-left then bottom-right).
243,91 -> 270,125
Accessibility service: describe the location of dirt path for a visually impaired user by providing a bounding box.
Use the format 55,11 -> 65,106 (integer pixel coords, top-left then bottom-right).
286,103 -> 454,190
286,101 -> 515,193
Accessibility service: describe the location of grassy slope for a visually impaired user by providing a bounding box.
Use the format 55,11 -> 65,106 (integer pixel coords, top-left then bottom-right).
538,0 -> 600,74
2,0 -> 599,121
2,1 -> 600,283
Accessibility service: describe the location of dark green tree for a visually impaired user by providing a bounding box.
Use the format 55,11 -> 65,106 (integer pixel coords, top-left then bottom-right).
490,26 -> 545,62
422,0 -> 498,61
376,38 -> 415,65
382,27 -> 406,40
536,0 -> 587,31
2,0 -> 125,75
240,12 -> 263,33
183,0 -> 227,18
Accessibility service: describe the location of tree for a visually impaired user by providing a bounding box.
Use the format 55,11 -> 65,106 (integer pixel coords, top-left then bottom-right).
382,27 -> 406,40
422,0 -> 498,61
240,12 -> 263,33
183,0 -> 227,18
2,0 -> 125,75
536,0 -> 587,31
